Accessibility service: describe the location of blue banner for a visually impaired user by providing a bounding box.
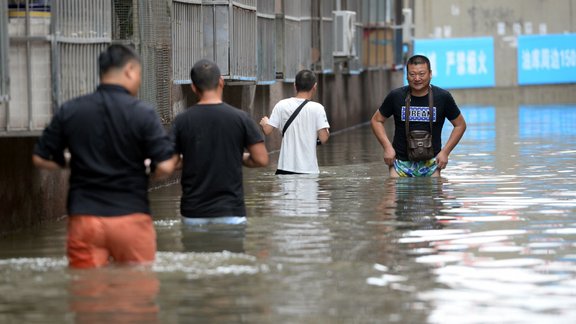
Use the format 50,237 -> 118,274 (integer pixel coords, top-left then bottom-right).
412,37 -> 495,89
517,34 -> 576,85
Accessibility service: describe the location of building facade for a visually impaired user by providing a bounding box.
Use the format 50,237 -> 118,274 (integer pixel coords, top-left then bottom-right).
0,0 -> 407,232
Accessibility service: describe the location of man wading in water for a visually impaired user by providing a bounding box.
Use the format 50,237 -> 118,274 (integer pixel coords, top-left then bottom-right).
370,55 -> 466,177
33,45 -> 177,268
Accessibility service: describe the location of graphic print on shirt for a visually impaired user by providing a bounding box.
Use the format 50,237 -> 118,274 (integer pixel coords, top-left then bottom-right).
400,106 -> 437,122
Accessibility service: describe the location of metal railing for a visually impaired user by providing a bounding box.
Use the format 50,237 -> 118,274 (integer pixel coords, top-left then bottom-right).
0,0 -> 8,104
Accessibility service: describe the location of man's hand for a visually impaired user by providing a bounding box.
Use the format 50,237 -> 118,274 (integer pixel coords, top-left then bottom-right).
383,148 -> 396,166
435,150 -> 449,170
259,116 -> 274,136
243,143 -> 269,168
259,116 -> 269,128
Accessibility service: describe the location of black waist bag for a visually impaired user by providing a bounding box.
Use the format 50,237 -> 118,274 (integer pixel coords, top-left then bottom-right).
405,87 -> 434,162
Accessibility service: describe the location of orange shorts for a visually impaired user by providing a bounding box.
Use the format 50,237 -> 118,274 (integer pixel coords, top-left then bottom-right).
67,213 -> 156,269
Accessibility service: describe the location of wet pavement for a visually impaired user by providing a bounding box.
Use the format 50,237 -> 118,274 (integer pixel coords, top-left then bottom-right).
1,104 -> 576,323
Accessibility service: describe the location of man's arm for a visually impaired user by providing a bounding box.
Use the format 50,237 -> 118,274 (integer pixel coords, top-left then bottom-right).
435,114 -> 466,170
152,154 -> 178,180
318,128 -> 330,144
259,116 -> 275,135
32,154 -> 62,170
370,110 -> 395,166
243,142 -> 269,168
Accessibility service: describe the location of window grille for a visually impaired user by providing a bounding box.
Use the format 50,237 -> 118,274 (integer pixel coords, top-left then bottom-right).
172,0 -> 202,83
203,0 -> 257,81
282,0 -> 300,82
319,0 -> 334,73
6,0 -> 52,131
56,0 -> 111,103
256,0 -> 275,84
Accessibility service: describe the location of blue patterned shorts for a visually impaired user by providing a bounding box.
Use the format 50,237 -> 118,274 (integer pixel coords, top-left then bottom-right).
393,159 -> 438,177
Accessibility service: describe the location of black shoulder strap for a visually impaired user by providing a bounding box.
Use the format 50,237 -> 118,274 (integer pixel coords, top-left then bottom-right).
404,86 -> 434,138
282,99 -> 309,137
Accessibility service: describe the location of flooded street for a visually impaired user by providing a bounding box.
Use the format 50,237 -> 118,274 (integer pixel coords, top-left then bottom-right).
2,104 -> 576,323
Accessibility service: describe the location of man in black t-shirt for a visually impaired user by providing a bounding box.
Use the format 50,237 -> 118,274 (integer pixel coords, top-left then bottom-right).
172,59 -> 268,225
371,55 -> 467,177
33,45 -> 177,268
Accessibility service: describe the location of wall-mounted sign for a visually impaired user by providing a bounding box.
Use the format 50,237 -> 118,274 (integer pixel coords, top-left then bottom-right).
412,37 -> 495,89
517,34 -> 576,85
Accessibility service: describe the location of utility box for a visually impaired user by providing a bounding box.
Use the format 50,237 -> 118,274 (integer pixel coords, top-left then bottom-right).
333,10 -> 356,57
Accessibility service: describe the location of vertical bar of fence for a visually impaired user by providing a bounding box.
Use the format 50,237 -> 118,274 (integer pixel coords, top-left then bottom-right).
51,0 -> 60,111
0,0 -> 9,130
25,0 -> 34,130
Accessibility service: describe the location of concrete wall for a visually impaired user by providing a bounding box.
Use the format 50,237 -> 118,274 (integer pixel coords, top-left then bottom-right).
0,138 -> 68,236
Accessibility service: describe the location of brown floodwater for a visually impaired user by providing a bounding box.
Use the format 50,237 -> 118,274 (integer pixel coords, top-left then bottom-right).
1,104 -> 576,323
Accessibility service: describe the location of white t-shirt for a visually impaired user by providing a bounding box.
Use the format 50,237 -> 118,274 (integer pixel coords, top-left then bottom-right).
267,97 -> 330,173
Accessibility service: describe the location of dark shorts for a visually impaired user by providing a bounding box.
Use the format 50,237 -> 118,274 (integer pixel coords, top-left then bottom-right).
275,169 -> 302,175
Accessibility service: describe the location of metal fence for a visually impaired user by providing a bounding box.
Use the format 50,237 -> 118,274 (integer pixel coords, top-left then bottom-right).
137,0 -> 172,123
0,0 -> 8,104
172,0 -> 203,83
0,0 -> 8,131
112,0 -> 134,42
256,0 -> 275,84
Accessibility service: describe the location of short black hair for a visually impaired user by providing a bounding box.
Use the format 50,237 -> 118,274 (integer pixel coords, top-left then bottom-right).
190,59 -> 221,93
406,55 -> 431,71
98,44 -> 140,77
295,70 -> 317,92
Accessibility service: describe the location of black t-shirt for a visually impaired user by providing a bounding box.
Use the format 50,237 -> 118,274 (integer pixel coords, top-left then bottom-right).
34,84 -> 174,216
172,103 -> 264,218
379,85 -> 461,161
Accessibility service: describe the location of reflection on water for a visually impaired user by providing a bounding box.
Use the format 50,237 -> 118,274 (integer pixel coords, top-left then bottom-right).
1,104 -> 576,322
180,224 -> 246,253
69,267 -> 160,323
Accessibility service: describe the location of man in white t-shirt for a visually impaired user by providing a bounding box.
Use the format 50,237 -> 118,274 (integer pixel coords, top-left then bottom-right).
260,70 -> 330,174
